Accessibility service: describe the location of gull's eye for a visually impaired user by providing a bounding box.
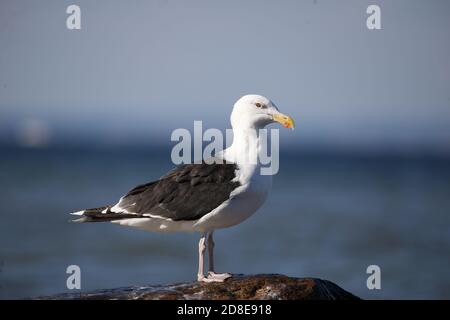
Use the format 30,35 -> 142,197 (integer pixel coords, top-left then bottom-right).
255,102 -> 263,108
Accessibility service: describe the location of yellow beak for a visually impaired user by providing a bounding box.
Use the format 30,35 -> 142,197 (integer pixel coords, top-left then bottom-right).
272,113 -> 295,129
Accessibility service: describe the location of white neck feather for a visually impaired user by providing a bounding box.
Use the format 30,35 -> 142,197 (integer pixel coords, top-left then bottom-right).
222,125 -> 264,166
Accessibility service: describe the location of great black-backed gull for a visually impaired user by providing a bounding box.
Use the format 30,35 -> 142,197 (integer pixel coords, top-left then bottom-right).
71,94 -> 294,282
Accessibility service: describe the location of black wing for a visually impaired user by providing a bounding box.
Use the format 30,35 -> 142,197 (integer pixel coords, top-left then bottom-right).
115,161 -> 240,221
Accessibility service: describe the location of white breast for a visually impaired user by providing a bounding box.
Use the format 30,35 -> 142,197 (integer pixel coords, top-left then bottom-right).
193,163 -> 272,232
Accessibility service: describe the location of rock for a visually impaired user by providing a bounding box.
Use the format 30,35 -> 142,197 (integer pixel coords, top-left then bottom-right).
38,274 -> 359,300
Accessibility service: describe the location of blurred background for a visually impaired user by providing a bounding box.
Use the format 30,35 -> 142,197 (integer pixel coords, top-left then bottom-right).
1,0 -> 449,299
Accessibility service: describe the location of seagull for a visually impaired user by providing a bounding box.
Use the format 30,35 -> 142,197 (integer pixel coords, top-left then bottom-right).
71,94 -> 294,282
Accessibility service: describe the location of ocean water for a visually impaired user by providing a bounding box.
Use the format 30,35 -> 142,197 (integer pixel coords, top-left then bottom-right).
0,146 -> 449,299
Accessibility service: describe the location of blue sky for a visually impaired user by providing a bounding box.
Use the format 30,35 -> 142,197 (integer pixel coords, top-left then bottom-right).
1,0 -> 449,153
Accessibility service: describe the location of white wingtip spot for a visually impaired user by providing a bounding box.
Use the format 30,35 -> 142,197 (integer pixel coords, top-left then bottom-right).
70,210 -> 85,216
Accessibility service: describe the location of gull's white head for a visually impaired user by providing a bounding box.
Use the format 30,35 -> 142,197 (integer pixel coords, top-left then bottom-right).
230,94 -> 295,130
